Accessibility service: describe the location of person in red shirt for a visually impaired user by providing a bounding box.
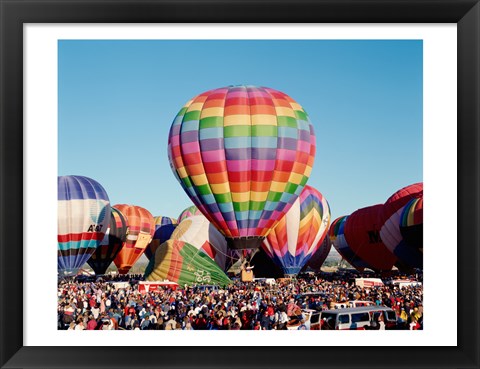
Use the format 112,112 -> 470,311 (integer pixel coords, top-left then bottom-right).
86,316 -> 97,330
89,296 -> 96,308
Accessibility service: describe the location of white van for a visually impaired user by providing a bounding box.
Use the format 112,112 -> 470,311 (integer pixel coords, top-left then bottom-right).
320,306 -> 397,330
332,300 -> 374,309
354,278 -> 384,288
286,309 -> 322,330
391,280 -> 422,289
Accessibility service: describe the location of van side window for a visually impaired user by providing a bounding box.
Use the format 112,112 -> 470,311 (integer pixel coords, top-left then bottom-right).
386,311 -> 397,321
352,312 -> 370,323
338,314 -> 349,324
311,314 -> 320,324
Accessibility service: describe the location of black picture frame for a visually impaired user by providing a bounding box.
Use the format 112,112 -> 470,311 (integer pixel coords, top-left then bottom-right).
1,1 -> 478,368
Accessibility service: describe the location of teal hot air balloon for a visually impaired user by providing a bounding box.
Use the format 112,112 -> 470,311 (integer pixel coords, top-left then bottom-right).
58,175 -> 111,276
168,85 -> 316,251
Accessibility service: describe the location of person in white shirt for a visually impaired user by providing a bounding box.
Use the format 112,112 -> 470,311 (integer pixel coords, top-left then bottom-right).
75,321 -> 85,330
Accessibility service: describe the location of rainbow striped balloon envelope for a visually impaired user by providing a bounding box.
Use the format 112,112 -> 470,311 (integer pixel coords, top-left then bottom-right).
144,216 -> 178,260
400,196 -> 423,253
328,216 -> 372,272
177,205 -> 202,223
262,185 -> 330,276
380,203 -> 423,269
168,85 -> 316,250
58,175 -> 111,275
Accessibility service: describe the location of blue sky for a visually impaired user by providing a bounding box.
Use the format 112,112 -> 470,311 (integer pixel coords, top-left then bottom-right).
58,40 -> 422,224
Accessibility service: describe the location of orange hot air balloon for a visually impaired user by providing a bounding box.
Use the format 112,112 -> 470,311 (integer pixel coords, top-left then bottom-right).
113,204 -> 155,274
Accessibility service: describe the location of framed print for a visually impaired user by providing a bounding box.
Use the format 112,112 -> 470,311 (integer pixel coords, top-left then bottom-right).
0,0 -> 479,368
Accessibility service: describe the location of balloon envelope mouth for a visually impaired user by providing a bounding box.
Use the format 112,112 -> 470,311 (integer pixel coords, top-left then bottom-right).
226,237 -> 265,250
117,267 -> 131,275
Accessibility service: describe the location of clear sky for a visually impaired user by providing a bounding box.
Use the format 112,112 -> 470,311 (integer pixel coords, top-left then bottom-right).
58,40 -> 422,225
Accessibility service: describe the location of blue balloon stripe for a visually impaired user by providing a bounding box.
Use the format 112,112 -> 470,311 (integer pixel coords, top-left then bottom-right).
59,239 -> 100,251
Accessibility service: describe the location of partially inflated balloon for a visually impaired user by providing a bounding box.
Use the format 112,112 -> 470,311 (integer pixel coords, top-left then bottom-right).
177,205 -> 202,222
113,204 -> 155,274
168,85 -> 316,250
328,216 -> 372,271
144,216 -> 178,260
380,204 -> 422,269
262,185 -> 330,276
87,207 -> 128,275
58,175 -> 111,275
144,239 -> 231,286
344,205 -> 397,272
170,215 -> 228,271
305,235 -> 332,271
383,183 -> 423,221
400,197 -> 423,252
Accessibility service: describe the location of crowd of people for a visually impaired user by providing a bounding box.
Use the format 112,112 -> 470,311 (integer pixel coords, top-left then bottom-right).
57,270 -> 423,331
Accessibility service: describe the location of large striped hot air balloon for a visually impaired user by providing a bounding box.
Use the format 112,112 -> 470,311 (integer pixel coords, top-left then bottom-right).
113,204 -> 155,274
168,85 -> 316,251
380,183 -> 423,270
144,239 -> 231,286
383,182 -> 423,222
328,216 -> 372,271
400,197 -> 423,252
380,205 -> 423,269
58,175 -> 111,276
87,207 -> 128,275
177,205 -> 202,223
170,215 -> 228,271
262,185 -> 330,276
344,205 -> 397,272
144,216 -> 178,260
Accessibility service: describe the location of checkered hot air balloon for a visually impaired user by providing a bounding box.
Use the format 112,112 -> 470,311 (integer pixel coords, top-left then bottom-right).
58,175 -> 111,276
168,85 -> 316,251
262,185 -> 330,276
